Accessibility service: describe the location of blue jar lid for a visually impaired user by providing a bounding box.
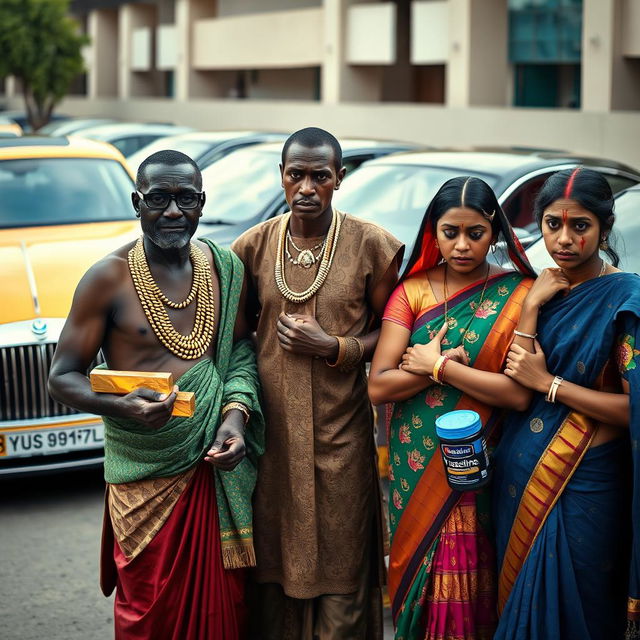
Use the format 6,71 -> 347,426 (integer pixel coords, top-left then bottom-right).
435,410 -> 482,440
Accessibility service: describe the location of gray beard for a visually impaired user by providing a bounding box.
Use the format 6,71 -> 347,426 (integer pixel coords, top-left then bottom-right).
148,231 -> 192,250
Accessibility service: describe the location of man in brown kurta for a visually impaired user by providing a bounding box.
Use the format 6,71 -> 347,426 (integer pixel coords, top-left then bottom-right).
232,127 -> 403,639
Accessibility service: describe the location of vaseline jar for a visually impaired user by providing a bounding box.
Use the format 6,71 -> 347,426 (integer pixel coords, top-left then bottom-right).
435,409 -> 491,491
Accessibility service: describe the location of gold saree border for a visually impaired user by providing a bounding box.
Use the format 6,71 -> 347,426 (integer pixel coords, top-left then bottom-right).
497,411 -> 597,613
629,597 -> 640,620
389,277 -> 533,615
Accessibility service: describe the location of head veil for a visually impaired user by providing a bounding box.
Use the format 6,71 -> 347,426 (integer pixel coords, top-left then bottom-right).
402,189 -> 536,281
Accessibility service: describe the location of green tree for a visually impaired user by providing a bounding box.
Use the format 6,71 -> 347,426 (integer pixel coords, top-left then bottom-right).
0,0 -> 88,130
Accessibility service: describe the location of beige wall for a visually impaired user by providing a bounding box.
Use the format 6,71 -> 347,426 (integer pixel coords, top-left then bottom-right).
583,0 -> 640,111
623,0 -> 640,57
193,8 -> 323,69
50,96 -> 640,170
88,9 -> 119,98
174,0 -> 217,100
447,0 -> 508,107
118,3 -> 165,98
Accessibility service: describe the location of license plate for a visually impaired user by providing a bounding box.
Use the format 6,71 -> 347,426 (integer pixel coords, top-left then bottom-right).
0,424 -> 104,458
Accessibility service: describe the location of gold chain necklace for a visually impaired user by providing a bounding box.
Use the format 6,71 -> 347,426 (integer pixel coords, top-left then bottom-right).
128,238 -> 215,359
442,263 -> 491,346
275,210 -> 342,303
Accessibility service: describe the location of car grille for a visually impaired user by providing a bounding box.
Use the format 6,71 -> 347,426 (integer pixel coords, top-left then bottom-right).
0,343 -> 104,421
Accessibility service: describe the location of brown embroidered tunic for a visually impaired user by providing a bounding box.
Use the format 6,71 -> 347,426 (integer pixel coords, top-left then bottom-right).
232,212 -> 402,599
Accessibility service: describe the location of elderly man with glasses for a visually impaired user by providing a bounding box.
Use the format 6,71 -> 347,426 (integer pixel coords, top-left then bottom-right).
48,149 -> 264,640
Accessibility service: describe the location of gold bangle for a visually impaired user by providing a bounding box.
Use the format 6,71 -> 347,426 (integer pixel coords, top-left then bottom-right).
340,336 -> 365,372
432,355 -> 446,384
326,336 -> 347,368
222,402 -> 250,425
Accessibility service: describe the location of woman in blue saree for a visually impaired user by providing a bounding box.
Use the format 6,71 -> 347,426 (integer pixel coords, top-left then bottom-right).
494,167 -> 640,639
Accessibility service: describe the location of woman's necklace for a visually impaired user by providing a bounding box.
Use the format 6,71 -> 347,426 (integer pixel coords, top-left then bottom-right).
275,210 -> 342,303
442,263 -> 491,346
564,258 -> 607,291
128,238 -> 215,359
598,258 -> 607,277
285,231 -> 327,268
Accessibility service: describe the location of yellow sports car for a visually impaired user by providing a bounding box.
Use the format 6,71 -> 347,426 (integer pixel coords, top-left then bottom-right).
0,135 -> 138,476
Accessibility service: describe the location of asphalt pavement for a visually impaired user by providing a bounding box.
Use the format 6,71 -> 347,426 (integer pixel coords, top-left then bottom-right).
0,468 -> 394,639
0,469 -> 113,639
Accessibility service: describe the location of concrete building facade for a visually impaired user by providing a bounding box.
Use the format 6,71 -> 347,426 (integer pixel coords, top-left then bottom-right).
3,0 -> 640,167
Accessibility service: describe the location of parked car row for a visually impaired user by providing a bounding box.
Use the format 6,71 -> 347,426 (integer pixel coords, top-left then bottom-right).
1,117 -> 639,478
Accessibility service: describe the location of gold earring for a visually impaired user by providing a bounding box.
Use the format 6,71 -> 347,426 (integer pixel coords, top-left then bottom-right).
600,237 -> 609,250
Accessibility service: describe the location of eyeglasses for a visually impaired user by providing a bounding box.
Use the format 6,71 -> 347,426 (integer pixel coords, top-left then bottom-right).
137,190 -> 204,211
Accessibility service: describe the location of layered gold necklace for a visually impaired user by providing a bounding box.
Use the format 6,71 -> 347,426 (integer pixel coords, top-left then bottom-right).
275,210 -> 342,303
128,238 -> 215,359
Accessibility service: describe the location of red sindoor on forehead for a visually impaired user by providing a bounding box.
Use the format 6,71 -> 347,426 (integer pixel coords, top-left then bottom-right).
563,167 -> 581,199
562,208 -> 569,224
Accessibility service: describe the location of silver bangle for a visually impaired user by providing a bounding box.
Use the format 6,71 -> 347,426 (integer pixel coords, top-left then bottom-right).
514,329 -> 537,339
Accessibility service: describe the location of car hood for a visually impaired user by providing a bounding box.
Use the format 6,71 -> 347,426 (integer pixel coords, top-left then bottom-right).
1,221 -> 139,324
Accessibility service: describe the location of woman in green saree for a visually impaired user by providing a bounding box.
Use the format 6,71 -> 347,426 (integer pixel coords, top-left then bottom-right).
369,177 -> 536,640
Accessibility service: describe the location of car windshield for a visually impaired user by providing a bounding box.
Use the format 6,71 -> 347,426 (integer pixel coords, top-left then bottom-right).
200,148 -> 282,224
526,188 -> 640,273
333,164 -> 497,249
0,157 -> 134,228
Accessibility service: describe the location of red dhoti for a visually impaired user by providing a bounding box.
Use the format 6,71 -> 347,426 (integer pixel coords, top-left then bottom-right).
102,464 -> 246,639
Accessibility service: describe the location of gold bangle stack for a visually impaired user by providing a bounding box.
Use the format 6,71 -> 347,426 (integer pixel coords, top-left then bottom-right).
128,238 -> 215,360
222,402 -> 250,425
431,355 -> 451,384
326,336 -> 364,372
326,336 -> 347,368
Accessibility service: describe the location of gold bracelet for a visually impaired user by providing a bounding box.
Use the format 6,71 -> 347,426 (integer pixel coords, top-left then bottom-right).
545,376 -> 563,403
222,402 -> 250,425
326,336 -> 347,368
431,355 -> 446,384
340,336 -> 365,372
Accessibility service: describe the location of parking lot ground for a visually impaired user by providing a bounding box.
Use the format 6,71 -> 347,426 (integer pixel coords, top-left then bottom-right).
0,469 -> 113,640
0,468 -> 394,639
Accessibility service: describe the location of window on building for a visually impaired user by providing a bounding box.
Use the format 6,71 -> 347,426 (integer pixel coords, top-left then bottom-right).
509,0 -> 582,108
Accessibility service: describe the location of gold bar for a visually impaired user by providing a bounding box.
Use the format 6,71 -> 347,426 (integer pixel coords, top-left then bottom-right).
89,369 -> 174,395
172,392 -> 195,417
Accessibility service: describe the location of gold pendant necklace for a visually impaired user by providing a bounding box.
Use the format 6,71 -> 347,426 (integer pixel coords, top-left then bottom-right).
285,231 -> 327,268
128,238 -> 215,359
442,263 -> 491,347
275,210 -> 342,303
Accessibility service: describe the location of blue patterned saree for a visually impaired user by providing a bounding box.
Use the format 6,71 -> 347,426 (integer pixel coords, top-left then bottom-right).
493,272 -> 640,640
